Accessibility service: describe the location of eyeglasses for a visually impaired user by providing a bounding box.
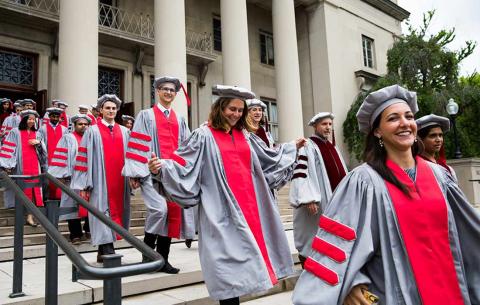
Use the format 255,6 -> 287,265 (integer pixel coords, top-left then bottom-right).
159,87 -> 176,93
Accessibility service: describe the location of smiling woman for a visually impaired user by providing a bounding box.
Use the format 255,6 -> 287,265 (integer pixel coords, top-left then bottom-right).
292,84 -> 480,305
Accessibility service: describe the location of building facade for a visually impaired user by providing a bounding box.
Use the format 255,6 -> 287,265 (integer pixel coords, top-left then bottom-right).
0,0 -> 408,164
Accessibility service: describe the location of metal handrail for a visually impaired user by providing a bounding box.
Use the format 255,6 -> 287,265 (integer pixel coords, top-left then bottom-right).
0,171 -> 164,279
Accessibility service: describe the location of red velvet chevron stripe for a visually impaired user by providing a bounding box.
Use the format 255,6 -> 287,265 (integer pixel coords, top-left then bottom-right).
319,215 -> 356,241
130,131 -> 151,142
311,236 -> 346,263
304,257 -> 339,285
128,141 -> 150,152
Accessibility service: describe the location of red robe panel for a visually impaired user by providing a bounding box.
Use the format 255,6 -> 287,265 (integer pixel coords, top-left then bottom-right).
20,130 -> 43,206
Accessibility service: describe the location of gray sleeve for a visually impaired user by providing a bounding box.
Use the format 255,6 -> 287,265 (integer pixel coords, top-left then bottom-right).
154,129 -> 205,208
289,145 -> 323,208
123,111 -> 152,178
47,135 -> 72,178
0,130 -> 19,169
444,172 -> 480,303
292,168 -> 378,305
70,129 -> 93,191
248,132 -> 297,190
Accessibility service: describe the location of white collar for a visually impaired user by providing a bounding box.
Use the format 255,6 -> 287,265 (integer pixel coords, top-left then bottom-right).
101,119 -> 115,127
156,103 -> 172,113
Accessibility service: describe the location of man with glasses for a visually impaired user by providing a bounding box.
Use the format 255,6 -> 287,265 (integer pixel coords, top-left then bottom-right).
123,76 -> 193,274
48,114 -> 92,244
71,95 -> 131,263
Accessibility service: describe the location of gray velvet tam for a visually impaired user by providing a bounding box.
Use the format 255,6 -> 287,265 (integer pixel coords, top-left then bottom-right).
308,112 -> 335,126
46,107 -> 64,115
20,110 -> 39,118
246,98 -> 267,110
121,115 -> 135,122
55,101 -> 69,108
1,98 -> 11,104
212,84 -> 255,101
20,99 -> 36,106
416,114 -> 450,132
97,94 -> 123,109
356,84 -> 418,134
70,114 -> 92,124
13,102 -> 22,109
78,104 -> 90,110
90,104 -> 98,110
153,76 -> 181,92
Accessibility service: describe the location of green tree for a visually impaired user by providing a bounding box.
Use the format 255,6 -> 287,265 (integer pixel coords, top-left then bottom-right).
343,10 -> 477,161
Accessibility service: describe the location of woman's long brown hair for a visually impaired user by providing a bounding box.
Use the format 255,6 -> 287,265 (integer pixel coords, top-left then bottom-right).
208,97 -> 255,132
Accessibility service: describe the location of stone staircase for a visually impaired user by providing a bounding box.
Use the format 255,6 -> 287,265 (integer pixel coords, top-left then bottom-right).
0,186 -> 298,305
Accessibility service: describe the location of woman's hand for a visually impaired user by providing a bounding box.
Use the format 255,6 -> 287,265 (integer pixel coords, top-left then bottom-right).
28,139 -> 40,145
80,190 -> 91,202
295,138 -> 307,150
343,285 -> 371,305
148,152 -> 162,175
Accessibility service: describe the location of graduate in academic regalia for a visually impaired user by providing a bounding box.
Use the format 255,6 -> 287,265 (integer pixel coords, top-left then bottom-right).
289,112 -> 348,268
292,84 -> 480,305
0,101 -> 22,142
416,114 -> 457,181
78,104 -> 97,125
48,114 -> 92,244
56,101 -> 70,128
121,115 -> 135,131
246,98 -> 275,148
0,98 -> 13,126
148,85 -> 306,305
38,107 -> 69,200
0,110 -> 46,226
71,94 -> 131,263
90,104 -> 100,121
123,76 -> 193,274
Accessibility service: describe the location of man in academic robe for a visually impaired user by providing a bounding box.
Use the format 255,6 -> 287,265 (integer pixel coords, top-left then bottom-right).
289,112 -> 348,268
123,76 -> 192,274
48,114 -> 91,244
56,101 -> 70,128
38,107 -> 69,200
71,94 -> 131,263
78,105 -> 97,125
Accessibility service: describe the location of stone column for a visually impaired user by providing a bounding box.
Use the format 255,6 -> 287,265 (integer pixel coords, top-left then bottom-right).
272,0 -> 304,141
220,0 -> 251,89
154,0 -> 188,120
58,0 -> 98,115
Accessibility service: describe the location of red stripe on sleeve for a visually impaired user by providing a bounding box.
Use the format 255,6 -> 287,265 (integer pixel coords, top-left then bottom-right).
52,154 -> 68,160
5,126 -> 13,130
78,147 -> 87,153
1,147 -> 14,153
126,151 -> 148,164
171,153 -> 186,167
304,257 -> 339,286
49,161 -> 67,167
76,155 -> 88,163
74,165 -> 88,172
130,131 -> 151,142
311,236 -> 347,263
0,153 -> 11,158
55,147 -> 68,153
128,141 -> 150,152
3,141 -> 16,147
319,215 -> 356,241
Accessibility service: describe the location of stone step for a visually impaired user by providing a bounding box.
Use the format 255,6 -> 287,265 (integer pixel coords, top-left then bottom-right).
0,226 -> 146,248
117,271 -> 299,305
0,218 -> 146,237
0,230 -> 299,305
0,210 -> 148,227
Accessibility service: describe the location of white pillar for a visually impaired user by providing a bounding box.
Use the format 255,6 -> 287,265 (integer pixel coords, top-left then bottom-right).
154,0 -> 188,120
220,0 -> 251,89
58,0 -> 98,115
272,0 -> 304,141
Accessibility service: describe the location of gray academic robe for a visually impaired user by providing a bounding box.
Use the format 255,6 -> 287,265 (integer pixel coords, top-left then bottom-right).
292,162 -> 480,305
289,137 -> 348,257
71,124 -> 131,246
155,126 -> 297,300
1,114 -> 21,142
37,123 -> 69,150
48,132 -> 82,221
0,128 -> 46,208
122,107 -> 195,238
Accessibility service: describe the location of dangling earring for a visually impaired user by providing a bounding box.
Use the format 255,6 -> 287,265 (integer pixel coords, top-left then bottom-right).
378,137 -> 384,148
414,137 -> 418,143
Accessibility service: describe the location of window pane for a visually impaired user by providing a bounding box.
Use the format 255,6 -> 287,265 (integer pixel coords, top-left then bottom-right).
150,75 -> 155,106
260,34 -> 267,64
269,102 -> 278,123
213,18 -> 222,52
0,50 -> 35,87
98,67 -> 122,98
267,35 -> 274,66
